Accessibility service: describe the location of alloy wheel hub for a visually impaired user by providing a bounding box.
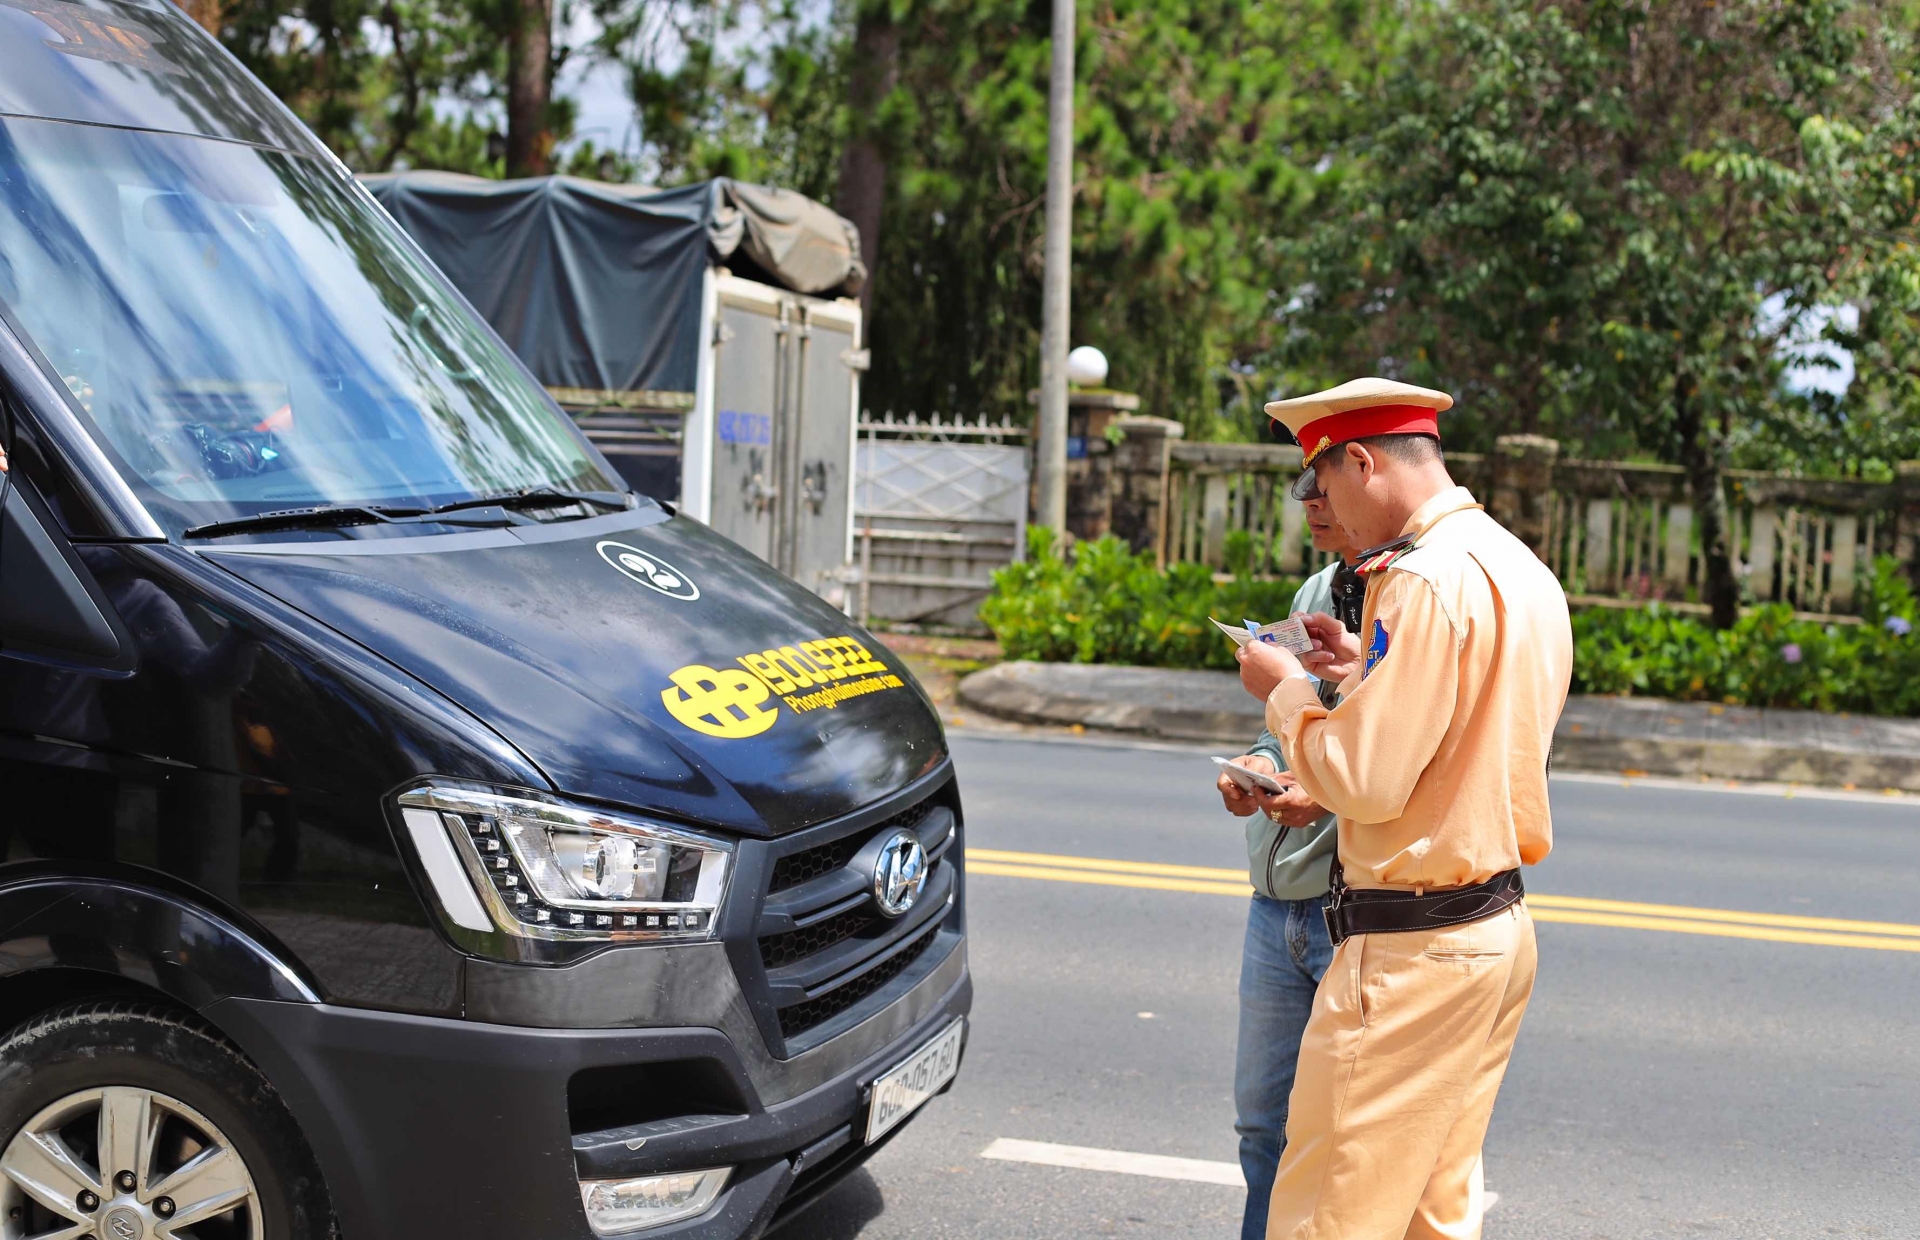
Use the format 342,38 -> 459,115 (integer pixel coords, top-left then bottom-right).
0,1086 -> 261,1240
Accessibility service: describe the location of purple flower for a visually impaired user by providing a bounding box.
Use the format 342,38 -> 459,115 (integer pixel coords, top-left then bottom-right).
1780,643 -> 1803,664
1886,616 -> 1913,636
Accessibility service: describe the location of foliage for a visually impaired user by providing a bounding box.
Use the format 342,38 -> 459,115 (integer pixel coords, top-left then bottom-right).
583,0 -> 851,196
853,0 -> 1394,432
984,544 -> 1920,716
1570,558 -> 1920,714
1265,0 -> 1920,626
217,0 -> 531,173
980,530 -> 1301,670
1270,0 -> 1920,469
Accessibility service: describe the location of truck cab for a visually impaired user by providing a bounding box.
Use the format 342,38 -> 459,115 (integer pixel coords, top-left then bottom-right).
0,6 -> 969,1239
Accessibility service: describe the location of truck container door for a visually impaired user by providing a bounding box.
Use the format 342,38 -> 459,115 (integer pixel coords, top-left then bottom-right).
707,287 -> 784,564
782,299 -> 860,598
706,279 -> 860,598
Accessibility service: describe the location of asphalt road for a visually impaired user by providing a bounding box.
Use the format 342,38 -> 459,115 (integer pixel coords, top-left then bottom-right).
778,730 -> 1920,1240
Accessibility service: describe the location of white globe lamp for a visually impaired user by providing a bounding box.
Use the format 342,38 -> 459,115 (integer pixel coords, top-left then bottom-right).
1066,345 -> 1109,388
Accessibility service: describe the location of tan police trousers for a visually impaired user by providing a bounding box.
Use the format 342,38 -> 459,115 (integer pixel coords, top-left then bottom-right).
1266,902 -> 1537,1240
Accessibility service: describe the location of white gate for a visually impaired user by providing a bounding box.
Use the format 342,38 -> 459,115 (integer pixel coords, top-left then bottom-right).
853,413 -> 1029,629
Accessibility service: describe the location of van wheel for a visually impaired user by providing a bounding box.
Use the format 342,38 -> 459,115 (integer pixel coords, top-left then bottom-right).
0,1000 -> 334,1240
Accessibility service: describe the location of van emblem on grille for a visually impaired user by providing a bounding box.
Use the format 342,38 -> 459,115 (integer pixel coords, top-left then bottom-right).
597,541 -> 700,601
872,831 -> 928,918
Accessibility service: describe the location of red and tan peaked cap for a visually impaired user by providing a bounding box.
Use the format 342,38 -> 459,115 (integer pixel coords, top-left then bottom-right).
1264,377 -> 1454,467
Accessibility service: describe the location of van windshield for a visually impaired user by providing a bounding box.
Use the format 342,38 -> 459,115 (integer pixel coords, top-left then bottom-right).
0,117 -> 618,536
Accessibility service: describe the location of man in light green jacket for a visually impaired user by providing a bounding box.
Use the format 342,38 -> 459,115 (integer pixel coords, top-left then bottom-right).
1214,498 -> 1363,1240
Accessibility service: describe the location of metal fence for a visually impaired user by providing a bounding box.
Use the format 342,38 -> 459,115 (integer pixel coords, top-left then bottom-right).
852,412 -> 1029,629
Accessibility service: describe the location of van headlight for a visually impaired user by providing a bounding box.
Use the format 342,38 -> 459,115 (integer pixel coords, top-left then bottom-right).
396,784 -> 731,941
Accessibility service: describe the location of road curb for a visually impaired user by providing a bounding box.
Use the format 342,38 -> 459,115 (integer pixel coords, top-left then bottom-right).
956,662 -> 1268,744
957,661 -> 1920,792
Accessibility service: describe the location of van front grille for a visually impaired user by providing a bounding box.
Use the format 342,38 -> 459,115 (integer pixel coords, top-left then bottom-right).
768,798 -> 937,893
749,788 -> 958,1051
775,922 -> 943,1040
759,906 -> 880,969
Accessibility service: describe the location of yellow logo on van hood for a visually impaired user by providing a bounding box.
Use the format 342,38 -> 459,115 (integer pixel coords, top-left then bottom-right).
661,635 -> 906,738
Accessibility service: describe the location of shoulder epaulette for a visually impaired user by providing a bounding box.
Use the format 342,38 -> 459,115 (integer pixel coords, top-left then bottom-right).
1353,534 -> 1417,576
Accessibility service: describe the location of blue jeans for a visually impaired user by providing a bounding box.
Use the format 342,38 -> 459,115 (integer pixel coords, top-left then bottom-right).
1236,894 -> 1335,1240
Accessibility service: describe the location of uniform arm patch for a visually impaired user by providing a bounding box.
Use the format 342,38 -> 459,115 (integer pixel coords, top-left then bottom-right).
1362,619 -> 1390,679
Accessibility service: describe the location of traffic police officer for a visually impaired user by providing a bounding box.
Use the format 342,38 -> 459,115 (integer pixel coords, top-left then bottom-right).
1236,378 -> 1573,1240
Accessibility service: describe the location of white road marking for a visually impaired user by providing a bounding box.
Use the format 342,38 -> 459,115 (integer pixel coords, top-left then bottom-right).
1548,769 -> 1913,805
981,1138 -> 1243,1187
980,1139 -> 1510,1215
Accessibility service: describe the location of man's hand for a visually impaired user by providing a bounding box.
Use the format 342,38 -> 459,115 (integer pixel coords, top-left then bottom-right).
1217,754 -> 1278,817
1251,779 -> 1327,829
1237,638 -> 1305,701
1298,612 -> 1363,682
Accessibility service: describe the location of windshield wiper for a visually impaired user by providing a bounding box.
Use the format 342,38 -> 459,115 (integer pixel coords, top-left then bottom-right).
422,486 -> 634,518
181,488 -> 633,541
182,503 -> 427,540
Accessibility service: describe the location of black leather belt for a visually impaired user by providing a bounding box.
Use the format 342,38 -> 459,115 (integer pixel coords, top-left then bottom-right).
1323,861 -> 1524,947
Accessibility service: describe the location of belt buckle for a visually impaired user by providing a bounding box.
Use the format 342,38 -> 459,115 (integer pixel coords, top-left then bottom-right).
1321,894 -> 1347,947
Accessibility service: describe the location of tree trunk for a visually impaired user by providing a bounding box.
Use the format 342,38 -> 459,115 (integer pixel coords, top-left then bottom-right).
1675,388 -> 1740,628
172,0 -> 220,33
834,2 -> 899,319
506,0 -> 554,178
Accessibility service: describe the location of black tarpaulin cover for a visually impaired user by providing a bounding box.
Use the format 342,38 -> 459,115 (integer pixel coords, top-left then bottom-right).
362,172 -> 864,395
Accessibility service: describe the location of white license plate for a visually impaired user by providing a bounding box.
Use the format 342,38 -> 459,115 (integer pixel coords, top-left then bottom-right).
865,1018 -> 964,1144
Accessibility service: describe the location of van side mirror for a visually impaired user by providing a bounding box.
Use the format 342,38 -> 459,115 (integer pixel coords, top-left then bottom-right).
0,483 -> 121,661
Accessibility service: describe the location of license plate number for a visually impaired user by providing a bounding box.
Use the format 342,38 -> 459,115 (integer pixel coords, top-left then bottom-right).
865,1018 -> 964,1144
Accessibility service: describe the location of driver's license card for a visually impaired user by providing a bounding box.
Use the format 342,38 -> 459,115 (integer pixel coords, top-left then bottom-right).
1251,616 -> 1314,655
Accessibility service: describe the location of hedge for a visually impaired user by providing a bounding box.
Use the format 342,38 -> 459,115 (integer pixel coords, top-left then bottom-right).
980,532 -> 1920,716
980,530 -> 1302,671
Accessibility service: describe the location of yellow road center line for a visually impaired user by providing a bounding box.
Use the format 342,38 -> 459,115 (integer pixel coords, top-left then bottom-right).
970,848 -> 1253,882
1529,909 -> 1920,953
1526,892 -> 1920,938
968,849 -> 1920,952
969,861 -> 1251,898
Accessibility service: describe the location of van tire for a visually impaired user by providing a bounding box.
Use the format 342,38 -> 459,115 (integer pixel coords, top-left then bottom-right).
0,998 -> 335,1239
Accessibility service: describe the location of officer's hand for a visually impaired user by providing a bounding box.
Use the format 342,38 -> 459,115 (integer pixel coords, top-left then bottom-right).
1237,639 -> 1304,700
1251,779 -> 1325,829
1217,754 -> 1277,817
1298,612 -> 1363,682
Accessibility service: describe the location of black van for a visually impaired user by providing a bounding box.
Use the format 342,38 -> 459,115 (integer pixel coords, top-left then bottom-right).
0,7 -> 968,1239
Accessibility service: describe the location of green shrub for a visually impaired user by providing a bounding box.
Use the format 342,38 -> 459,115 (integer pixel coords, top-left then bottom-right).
1570,558 -> 1920,714
980,529 -> 1302,671
983,538 -> 1920,716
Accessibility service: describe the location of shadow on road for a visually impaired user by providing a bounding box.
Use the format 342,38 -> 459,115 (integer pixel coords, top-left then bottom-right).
771,1169 -> 886,1238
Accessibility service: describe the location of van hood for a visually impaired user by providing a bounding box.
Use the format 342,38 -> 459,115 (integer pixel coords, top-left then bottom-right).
205,509 -> 947,835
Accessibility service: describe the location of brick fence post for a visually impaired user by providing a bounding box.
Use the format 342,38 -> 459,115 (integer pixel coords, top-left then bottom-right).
1492,434 -> 1560,561
1896,460 -> 1920,589
1107,415 -> 1184,564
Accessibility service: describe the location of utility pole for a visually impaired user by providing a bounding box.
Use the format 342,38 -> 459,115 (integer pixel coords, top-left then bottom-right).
1034,0 -> 1075,533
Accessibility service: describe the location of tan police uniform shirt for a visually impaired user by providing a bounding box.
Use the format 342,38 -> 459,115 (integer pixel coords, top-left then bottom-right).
1265,486 -> 1572,891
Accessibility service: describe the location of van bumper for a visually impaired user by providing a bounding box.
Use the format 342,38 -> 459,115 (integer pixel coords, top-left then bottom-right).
205,956 -> 970,1240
